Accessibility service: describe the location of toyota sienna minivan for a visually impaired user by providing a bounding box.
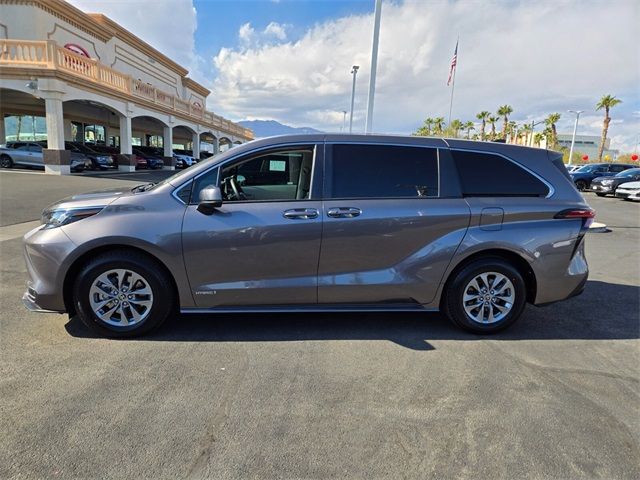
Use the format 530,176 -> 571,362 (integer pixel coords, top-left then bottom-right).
22,134 -> 593,337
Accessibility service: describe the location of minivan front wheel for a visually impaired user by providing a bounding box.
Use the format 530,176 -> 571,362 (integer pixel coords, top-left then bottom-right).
575,180 -> 587,191
444,258 -> 526,334
72,251 -> 174,337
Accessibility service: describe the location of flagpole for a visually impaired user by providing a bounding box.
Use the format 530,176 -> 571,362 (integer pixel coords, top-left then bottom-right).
447,36 -> 458,126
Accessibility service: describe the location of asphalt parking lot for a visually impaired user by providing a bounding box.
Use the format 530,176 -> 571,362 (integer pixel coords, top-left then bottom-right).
0,169 -> 638,479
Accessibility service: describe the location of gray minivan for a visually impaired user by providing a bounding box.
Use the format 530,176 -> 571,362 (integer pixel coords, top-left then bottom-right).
22,134 -> 593,337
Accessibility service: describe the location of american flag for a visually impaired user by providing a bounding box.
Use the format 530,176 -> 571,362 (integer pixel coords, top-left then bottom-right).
447,40 -> 458,86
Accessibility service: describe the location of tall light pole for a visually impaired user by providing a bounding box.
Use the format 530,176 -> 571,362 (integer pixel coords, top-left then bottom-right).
364,0 -> 382,134
567,110 -> 583,166
341,110 -> 347,132
349,65 -> 359,134
529,119 -> 545,147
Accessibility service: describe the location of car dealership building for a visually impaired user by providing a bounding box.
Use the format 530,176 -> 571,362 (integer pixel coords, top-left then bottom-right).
0,0 -> 253,174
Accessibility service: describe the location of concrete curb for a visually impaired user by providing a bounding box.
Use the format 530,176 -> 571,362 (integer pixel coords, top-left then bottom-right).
588,222 -> 609,233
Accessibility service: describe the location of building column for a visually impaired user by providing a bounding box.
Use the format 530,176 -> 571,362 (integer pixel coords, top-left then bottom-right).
192,131 -> 200,160
63,119 -> 73,141
43,96 -> 70,175
163,126 -> 175,170
213,137 -> 219,155
118,114 -> 135,172
0,112 -> 5,145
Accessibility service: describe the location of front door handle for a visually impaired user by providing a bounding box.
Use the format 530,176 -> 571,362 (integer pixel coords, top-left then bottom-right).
283,208 -> 319,220
327,207 -> 362,218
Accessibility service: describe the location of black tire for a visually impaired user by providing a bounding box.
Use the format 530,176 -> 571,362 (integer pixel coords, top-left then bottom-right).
0,155 -> 13,168
596,193 -> 606,197
443,257 -> 527,334
72,250 -> 175,338
575,180 -> 587,191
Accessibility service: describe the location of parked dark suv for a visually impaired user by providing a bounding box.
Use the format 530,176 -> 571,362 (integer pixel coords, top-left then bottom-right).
570,162 -> 636,191
23,135 -> 593,337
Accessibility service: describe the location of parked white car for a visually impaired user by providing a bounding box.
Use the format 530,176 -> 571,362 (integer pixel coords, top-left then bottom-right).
615,181 -> 640,201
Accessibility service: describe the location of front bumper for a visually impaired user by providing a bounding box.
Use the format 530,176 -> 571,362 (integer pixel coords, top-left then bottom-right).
22,224 -> 76,313
22,288 -> 61,313
590,184 -> 614,193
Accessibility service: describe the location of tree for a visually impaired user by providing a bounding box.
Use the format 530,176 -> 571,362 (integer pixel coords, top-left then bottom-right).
463,121 -> 475,139
497,105 -> 513,139
507,121 -> 517,143
488,115 -> 498,141
476,111 -> 491,141
596,94 -> 622,161
533,132 -> 544,147
521,123 -> 533,146
414,117 -> 434,136
449,119 -> 463,137
545,113 -> 561,149
433,117 -> 445,136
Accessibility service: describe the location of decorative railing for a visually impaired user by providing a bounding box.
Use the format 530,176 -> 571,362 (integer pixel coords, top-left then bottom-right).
0,39 -> 253,139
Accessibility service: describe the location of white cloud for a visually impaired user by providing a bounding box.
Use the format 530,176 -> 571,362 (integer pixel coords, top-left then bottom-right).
211,0 -> 640,151
238,22 -> 256,44
264,22 -> 287,41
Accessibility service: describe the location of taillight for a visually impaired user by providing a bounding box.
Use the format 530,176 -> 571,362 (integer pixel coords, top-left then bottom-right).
554,208 -> 595,228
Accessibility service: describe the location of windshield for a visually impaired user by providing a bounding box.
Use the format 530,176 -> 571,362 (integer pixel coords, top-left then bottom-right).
616,168 -> 640,177
575,165 -> 594,172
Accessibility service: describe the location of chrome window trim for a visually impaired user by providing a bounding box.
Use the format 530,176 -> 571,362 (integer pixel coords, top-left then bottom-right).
172,141 -> 318,205
450,147 -> 556,198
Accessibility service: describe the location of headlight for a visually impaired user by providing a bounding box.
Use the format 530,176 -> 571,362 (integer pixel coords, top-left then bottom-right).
41,206 -> 104,229
601,179 -> 614,185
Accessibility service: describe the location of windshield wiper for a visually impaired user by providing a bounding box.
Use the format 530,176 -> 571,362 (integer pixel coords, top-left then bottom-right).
131,182 -> 156,193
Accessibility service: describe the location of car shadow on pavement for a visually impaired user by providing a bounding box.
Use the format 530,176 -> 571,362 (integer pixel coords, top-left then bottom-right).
65,280 -> 639,350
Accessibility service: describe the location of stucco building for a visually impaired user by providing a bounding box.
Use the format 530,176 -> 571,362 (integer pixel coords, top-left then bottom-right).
0,0 -> 253,173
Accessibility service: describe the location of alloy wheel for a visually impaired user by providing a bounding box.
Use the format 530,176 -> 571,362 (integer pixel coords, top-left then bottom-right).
88,268 -> 154,327
462,272 -> 515,324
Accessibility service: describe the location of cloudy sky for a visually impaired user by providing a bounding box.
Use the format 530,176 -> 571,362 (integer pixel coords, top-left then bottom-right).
69,0 -> 639,152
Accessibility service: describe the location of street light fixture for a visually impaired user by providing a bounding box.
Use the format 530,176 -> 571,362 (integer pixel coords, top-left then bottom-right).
349,65 -> 359,134
567,110 -> 583,166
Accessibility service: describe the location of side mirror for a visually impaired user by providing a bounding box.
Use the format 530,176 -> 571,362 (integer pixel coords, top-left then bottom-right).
197,185 -> 222,214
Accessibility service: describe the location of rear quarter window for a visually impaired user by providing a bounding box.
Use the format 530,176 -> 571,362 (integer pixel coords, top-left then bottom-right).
452,150 -> 549,197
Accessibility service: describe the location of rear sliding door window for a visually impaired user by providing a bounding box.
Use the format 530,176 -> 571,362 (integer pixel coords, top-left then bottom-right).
331,144 -> 438,198
452,150 -> 549,197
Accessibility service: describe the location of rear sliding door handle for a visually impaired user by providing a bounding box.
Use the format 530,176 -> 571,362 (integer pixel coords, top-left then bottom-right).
327,207 -> 362,218
283,208 -> 319,220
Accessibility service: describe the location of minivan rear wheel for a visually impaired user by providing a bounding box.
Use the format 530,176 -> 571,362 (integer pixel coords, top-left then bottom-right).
72,250 -> 174,337
575,180 -> 587,191
444,258 -> 526,334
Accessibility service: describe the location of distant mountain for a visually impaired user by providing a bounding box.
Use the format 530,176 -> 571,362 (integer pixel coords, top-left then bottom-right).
238,119 -> 323,138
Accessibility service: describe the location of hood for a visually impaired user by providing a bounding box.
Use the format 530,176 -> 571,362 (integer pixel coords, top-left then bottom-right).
45,187 -> 133,211
591,176 -> 615,183
618,181 -> 640,189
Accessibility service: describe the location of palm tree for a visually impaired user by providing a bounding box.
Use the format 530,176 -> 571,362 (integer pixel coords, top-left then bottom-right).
521,123 -> 533,146
450,119 -> 463,137
433,117 -> 445,136
533,132 -> 544,147
596,95 -> 622,161
545,113 -> 561,149
414,117 -> 434,136
476,111 -> 491,140
463,121 -> 475,139
488,115 -> 498,141
507,121 -> 517,143
497,105 -> 513,139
